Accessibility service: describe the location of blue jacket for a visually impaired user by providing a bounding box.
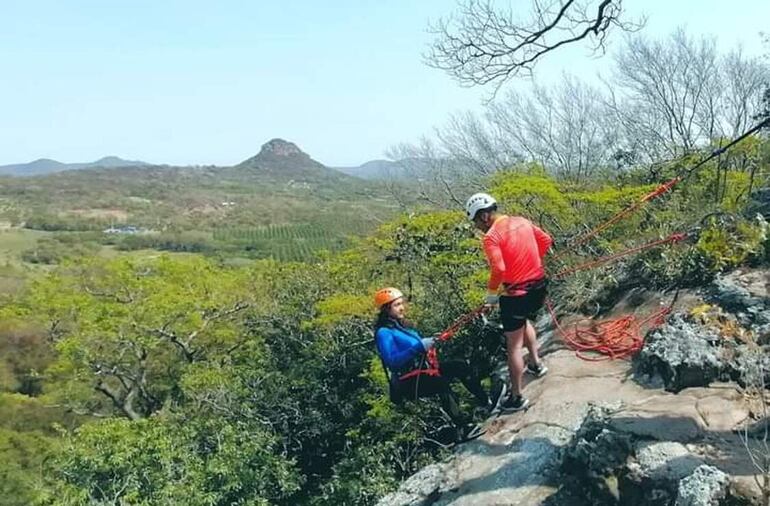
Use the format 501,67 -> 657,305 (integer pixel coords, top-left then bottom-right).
375,323 -> 426,372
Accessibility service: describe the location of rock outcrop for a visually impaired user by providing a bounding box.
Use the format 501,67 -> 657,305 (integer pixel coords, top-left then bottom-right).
711,270 -> 770,343
635,315 -> 728,392
633,270 -> 770,393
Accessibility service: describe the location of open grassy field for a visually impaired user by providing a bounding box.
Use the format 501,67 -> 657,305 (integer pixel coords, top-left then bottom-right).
0,228 -> 48,267
0,228 -> 50,295
0,228 -> 210,296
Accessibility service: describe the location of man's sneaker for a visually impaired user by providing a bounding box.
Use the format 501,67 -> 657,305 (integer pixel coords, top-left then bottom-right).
526,361 -> 548,378
500,394 -> 530,413
488,381 -> 508,414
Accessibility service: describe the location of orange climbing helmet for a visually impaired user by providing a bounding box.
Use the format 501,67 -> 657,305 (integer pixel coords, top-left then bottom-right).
374,287 -> 403,309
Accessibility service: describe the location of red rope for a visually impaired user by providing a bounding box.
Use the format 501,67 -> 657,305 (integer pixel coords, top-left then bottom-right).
417,224 -> 687,368
547,233 -> 686,360
402,121 -> 767,374
552,232 -> 688,279
549,124 -> 755,357
548,234 -> 685,360
552,176 -> 682,262
437,306 -> 485,342
400,306 -> 485,380
418,233 -> 687,365
535,121 -> 767,359
547,299 -> 671,361
421,233 -> 687,367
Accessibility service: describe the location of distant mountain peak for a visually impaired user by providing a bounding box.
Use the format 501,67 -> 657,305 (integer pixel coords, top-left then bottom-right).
0,156 -> 150,176
258,139 -> 308,159
236,138 -> 317,169
95,156 -> 126,163
89,156 -> 148,168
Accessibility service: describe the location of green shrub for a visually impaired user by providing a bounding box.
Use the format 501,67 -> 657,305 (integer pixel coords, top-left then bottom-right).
696,216 -> 768,271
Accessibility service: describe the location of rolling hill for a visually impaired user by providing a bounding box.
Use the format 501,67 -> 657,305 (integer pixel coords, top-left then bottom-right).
0,156 -> 151,176
0,139 -> 403,236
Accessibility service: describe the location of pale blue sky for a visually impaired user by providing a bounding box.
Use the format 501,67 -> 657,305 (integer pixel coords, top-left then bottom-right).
0,0 -> 767,167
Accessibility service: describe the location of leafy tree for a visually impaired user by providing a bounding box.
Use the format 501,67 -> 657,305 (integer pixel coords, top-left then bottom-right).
14,255 -> 255,420
0,427 -> 56,506
43,416 -> 301,506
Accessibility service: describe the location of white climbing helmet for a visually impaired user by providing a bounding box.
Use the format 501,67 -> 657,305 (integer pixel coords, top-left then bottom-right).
465,192 -> 497,220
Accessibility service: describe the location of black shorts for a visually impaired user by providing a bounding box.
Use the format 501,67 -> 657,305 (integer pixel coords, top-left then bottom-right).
499,281 -> 548,332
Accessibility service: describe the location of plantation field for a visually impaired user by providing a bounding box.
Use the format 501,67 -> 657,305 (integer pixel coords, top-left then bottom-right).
0,228 -> 143,266
0,223 -> 355,270
213,223 -> 353,262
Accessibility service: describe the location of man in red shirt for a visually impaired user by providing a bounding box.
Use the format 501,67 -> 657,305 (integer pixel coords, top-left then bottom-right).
466,192 -> 552,412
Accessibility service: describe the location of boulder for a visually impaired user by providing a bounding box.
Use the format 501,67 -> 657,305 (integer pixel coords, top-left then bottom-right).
621,441 -> 704,506
675,465 -> 730,506
635,315 -> 728,392
377,464 -> 448,506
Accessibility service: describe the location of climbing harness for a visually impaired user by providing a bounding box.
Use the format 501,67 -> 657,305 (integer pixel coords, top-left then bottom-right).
398,306 -> 486,381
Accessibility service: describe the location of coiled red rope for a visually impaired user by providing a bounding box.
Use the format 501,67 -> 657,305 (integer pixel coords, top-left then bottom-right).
547,300 -> 671,361
547,233 -> 687,360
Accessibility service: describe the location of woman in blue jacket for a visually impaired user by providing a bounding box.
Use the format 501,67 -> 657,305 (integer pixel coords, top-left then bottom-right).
373,287 -> 504,434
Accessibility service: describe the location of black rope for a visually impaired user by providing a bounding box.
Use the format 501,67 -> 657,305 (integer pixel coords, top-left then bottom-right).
681,118 -> 770,182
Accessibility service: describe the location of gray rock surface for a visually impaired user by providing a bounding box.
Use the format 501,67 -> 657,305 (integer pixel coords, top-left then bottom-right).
711,270 -> 770,342
675,465 -> 730,506
733,346 -> 770,388
635,315 -> 728,392
621,442 -> 705,505
377,464 -> 448,506
631,441 -> 705,482
377,349 -> 761,505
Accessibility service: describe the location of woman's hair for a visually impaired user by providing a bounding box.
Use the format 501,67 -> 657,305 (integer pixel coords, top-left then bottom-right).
373,305 -> 394,330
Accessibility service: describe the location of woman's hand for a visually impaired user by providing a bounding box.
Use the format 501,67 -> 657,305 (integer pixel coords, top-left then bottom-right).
420,337 -> 436,351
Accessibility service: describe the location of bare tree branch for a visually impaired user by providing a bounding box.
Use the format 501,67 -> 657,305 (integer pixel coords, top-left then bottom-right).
136,301 -> 250,363
426,0 -> 643,95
